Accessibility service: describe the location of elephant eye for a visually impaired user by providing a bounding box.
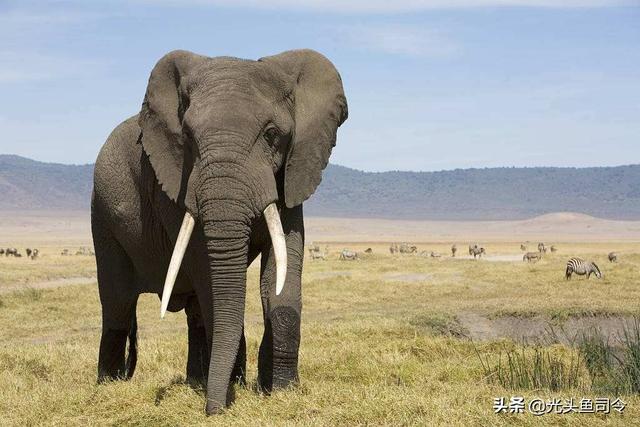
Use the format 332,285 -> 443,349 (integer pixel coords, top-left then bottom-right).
263,126 -> 280,146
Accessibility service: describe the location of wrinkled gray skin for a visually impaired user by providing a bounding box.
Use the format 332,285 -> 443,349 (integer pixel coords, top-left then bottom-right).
91,49 -> 347,414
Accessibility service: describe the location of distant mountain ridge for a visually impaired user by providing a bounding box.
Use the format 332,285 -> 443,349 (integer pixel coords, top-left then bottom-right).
1,155 -> 639,220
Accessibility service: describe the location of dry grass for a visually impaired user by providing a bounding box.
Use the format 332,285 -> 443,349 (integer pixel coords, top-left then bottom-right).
0,247 -> 95,288
0,241 -> 639,425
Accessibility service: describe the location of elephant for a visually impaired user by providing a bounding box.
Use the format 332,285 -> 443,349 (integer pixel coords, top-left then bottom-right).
91,49 -> 347,415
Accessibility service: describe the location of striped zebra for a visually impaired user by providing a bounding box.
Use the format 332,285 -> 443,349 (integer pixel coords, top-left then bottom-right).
340,249 -> 359,261
470,246 -> 485,259
523,252 -> 542,263
565,257 -> 602,280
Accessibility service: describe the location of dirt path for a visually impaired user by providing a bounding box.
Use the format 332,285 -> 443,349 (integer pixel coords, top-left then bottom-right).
0,276 -> 96,294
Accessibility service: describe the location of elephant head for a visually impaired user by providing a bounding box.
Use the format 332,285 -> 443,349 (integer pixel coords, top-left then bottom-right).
138,49 -> 347,412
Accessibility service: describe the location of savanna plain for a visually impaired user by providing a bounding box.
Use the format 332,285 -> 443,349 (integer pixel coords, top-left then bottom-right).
1,212 -> 640,426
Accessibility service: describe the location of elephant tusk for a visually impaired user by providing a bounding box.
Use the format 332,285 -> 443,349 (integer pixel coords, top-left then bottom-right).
264,203 -> 287,295
160,212 -> 195,318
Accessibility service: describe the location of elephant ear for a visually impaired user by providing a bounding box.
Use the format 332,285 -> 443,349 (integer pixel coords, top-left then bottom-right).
260,49 -> 348,208
139,50 -> 206,204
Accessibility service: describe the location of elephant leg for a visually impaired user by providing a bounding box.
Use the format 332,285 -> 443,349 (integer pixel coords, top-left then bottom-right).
185,295 -> 208,388
258,205 -> 303,392
230,328 -> 247,386
94,222 -> 138,382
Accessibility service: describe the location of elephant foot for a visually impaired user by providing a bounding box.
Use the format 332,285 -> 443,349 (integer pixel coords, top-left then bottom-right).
272,367 -> 299,390
98,328 -> 132,382
186,326 -> 208,389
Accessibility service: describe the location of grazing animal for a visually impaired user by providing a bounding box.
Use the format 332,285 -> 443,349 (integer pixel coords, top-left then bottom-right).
26,248 -> 32,257
308,246 -> 327,261
389,243 -> 398,254
430,251 -> 441,258
523,252 -> 542,263
14,253 -> 22,258
550,245 -> 557,253
608,252 -> 617,263
31,249 -> 39,260
364,248 -> 373,254
470,246 -> 485,259
340,249 -> 358,260
399,243 -> 417,254
0,249 -> 4,255
451,244 -> 457,257
520,244 -> 527,251
61,249 -> 69,256
538,243 -> 547,253
565,258 -> 602,280
5,248 -> 18,257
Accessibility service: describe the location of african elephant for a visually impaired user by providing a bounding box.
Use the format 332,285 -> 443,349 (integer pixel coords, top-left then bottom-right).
91,49 -> 347,415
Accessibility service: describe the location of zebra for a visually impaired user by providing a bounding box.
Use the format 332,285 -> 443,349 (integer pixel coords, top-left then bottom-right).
470,246 -> 485,259
523,252 -> 542,263
565,258 -> 602,280
520,244 -> 527,252
399,243 -> 417,254
550,245 -> 557,253
31,248 -> 39,260
340,249 -> 358,261
430,251 -> 442,258
389,243 -> 398,254
608,252 -> 617,263
538,243 -> 547,253
451,244 -> 457,257
308,245 -> 327,261
26,248 -> 32,258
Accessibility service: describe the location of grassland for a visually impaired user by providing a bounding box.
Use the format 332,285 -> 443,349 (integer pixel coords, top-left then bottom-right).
1,239 -> 639,425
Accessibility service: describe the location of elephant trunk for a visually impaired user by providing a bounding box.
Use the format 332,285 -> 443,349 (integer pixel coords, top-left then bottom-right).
196,164 -> 284,415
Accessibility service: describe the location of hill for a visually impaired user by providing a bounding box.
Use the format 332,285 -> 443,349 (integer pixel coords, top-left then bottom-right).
0,155 -> 93,211
1,155 -> 639,220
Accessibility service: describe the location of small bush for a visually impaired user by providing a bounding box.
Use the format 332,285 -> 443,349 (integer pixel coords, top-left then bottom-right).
17,287 -> 43,302
477,345 -> 585,391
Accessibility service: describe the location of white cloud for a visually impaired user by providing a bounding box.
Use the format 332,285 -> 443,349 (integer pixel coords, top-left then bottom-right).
138,0 -> 636,13
341,25 -> 459,57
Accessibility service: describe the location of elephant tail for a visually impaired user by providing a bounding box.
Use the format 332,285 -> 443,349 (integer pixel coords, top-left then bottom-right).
125,314 -> 138,379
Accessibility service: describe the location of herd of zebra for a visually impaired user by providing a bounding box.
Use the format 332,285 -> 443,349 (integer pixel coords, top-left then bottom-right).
308,241 -> 619,280
1,247 -> 39,260
521,242 -> 557,263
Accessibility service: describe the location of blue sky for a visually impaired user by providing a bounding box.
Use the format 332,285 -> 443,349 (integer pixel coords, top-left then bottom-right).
0,1 -> 638,171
